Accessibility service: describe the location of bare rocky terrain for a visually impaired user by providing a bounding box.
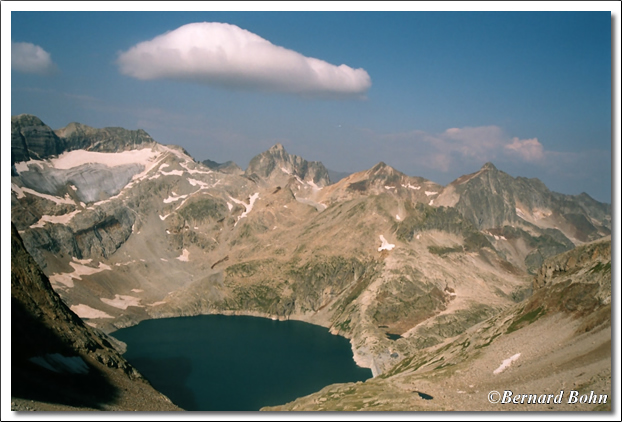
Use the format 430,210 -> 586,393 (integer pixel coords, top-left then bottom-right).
10,114 -> 612,411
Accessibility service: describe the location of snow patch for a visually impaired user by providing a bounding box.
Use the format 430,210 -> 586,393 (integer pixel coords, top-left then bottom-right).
100,294 -> 143,310
384,186 -> 395,190
307,179 -> 323,191
160,169 -> 184,177
180,161 -> 212,175
280,166 -> 292,175
49,262 -> 112,288
30,210 -> 81,229
163,193 -> 188,203
396,215 -> 401,220
29,354 -> 90,374
425,191 -> 438,196
159,214 -> 170,220
70,304 -> 114,319
493,353 -> 521,375
378,235 -> 396,252
161,258 -> 168,262
131,289 -> 144,293
14,159 -> 44,174
11,184 -> 26,199
12,185 -> 75,205
229,193 -> 260,226
402,183 -> 421,190
149,301 -> 167,307
429,199 -> 434,206
176,248 -> 190,262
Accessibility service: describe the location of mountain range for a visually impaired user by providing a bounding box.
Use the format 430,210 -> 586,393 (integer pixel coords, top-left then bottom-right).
10,114 -> 611,411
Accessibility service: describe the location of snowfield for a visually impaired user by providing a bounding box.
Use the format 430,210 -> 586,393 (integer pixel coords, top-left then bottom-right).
100,294 -> 143,310
176,248 -> 190,262
230,193 -> 260,225
378,235 -> 396,252
50,148 -> 160,169
49,261 -> 112,288
70,304 -> 114,319
493,353 -> 521,374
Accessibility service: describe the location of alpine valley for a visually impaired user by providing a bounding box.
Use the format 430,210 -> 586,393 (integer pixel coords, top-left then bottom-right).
10,114 -> 612,411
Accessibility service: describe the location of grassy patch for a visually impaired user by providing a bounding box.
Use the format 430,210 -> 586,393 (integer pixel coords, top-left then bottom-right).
334,319 -> 351,333
506,306 -> 545,334
427,245 -> 464,256
590,261 -> 611,274
474,332 -> 502,349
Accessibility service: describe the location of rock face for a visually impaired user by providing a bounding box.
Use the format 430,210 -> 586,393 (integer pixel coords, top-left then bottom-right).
11,114 -> 64,165
10,223 -> 180,411
10,114 -> 611,411
442,162 -> 611,239
434,162 -> 611,272
54,121 -> 156,153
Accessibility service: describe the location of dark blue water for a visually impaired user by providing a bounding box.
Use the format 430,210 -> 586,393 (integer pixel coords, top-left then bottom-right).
113,315 -> 371,411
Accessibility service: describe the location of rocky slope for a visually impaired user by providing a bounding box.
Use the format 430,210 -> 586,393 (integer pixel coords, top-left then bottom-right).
265,237 -> 611,411
201,158 -> 244,175
10,114 -> 612,410
10,223 -> 180,411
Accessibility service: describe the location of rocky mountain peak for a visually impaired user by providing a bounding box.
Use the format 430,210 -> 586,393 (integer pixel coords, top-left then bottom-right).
54,122 -> 155,154
369,162 -> 396,175
269,143 -> 285,153
245,144 -> 330,187
12,113 -> 46,127
11,114 -> 63,165
481,162 -> 498,171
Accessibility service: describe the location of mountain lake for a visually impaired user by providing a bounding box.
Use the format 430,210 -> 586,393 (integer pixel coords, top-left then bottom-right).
113,315 -> 372,411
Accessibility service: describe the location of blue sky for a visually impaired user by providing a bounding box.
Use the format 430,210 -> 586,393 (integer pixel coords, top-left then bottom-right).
8,9 -> 615,203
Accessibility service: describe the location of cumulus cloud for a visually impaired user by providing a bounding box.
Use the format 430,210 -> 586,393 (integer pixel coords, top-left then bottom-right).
11,41 -> 57,74
504,137 -> 544,162
377,125 -> 548,172
116,22 -> 371,98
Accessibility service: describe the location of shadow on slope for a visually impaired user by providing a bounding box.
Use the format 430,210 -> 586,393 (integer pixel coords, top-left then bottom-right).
11,299 -> 120,409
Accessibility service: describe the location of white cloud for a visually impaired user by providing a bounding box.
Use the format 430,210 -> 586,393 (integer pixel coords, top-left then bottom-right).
117,22 -> 371,98
11,41 -> 56,74
504,137 -> 544,162
377,125 -> 548,171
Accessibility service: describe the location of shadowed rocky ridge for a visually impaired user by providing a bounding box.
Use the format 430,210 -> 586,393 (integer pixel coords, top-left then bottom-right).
10,223 -> 181,411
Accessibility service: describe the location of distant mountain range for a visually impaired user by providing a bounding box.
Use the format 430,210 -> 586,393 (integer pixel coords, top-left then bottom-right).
10,114 -> 611,411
